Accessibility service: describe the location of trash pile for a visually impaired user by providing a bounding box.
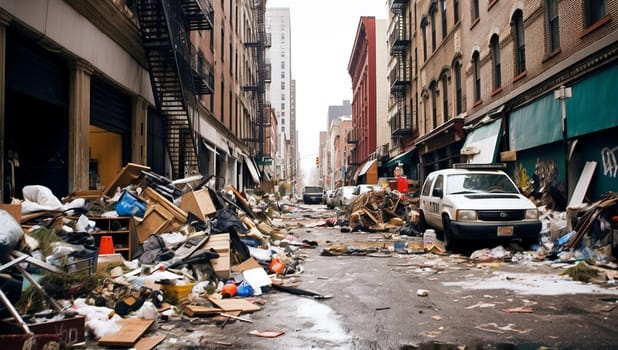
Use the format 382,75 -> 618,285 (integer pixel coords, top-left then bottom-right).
0,163 -> 314,348
320,183 -> 617,276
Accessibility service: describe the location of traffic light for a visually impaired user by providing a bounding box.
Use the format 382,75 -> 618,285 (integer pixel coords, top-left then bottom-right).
315,156 -> 320,167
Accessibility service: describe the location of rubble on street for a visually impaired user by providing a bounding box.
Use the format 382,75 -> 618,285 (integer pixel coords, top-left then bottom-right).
0,163 -> 616,349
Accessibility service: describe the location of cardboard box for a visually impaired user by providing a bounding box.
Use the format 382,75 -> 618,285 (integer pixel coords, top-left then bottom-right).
180,189 -> 216,221
135,204 -> 174,243
0,203 -> 21,223
204,233 -> 230,278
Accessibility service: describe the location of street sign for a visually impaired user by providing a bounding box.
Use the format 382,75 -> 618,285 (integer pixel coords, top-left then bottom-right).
255,157 -> 272,165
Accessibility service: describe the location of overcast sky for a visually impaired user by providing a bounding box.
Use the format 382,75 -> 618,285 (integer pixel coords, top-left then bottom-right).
265,0 -> 387,167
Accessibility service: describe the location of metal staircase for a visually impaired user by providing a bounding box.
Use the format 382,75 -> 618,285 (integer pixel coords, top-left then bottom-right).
134,0 -> 214,179
243,0 -> 270,164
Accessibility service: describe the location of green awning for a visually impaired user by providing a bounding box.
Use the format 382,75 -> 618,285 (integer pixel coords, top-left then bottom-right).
386,147 -> 416,168
461,118 -> 502,163
567,64 -> 618,137
509,93 -> 562,151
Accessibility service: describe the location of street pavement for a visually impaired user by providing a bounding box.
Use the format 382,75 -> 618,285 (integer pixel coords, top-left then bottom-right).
89,203 -> 618,350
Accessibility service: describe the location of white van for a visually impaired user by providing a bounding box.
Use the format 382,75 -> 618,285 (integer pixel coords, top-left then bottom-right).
418,163 -> 541,250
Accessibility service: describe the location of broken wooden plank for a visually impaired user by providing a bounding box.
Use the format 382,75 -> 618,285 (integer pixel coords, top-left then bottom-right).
133,335 -> 166,350
208,298 -> 261,312
98,318 -> 153,347
184,305 -> 223,317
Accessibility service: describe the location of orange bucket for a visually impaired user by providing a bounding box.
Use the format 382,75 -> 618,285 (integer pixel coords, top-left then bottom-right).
99,236 -> 115,254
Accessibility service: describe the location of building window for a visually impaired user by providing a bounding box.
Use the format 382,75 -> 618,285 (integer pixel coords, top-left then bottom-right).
512,10 -> 526,75
454,0 -> 460,23
430,81 -> 438,128
421,18 -> 428,61
430,5 -> 437,51
490,34 -> 501,90
441,73 -> 449,121
473,51 -> 481,102
220,82 -> 225,121
454,61 -> 462,114
546,0 -> 560,53
441,0 -> 448,39
472,0 -> 479,22
220,28 -> 225,60
584,0 -> 607,27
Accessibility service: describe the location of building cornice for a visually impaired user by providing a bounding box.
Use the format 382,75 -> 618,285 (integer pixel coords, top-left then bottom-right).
64,0 -> 146,67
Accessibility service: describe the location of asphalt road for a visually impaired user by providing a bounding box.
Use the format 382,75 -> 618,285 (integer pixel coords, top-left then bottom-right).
90,204 -> 618,350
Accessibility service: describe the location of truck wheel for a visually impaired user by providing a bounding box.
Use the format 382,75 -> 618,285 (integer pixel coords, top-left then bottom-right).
442,215 -> 456,251
418,211 -> 427,233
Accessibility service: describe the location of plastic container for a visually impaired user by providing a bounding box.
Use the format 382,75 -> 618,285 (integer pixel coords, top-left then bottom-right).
423,229 -> 436,250
162,282 -> 195,301
98,236 -> 115,254
269,257 -> 285,274
115,190 -> 146,217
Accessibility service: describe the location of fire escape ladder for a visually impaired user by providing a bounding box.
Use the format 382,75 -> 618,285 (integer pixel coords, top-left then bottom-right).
135,0 -> 214,179
242,0 -> 268,163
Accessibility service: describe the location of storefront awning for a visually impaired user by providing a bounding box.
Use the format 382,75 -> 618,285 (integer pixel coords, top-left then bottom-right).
243,155 -> 260,183
358,159 -> 377,177
386,147 -> 416,168
460,118 -> 502,163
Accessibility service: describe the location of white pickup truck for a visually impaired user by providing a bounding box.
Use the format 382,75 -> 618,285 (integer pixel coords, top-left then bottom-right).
418,163 -> 541,250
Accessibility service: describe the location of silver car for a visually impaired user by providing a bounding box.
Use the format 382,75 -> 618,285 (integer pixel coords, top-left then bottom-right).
334,186 -> 356,209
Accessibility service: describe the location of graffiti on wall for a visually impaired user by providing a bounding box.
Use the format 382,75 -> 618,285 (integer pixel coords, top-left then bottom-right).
601,146 -> 618,178
515,158 -> 567,211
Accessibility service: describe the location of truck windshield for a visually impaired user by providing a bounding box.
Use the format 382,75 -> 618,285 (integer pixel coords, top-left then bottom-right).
304,186 -> 323,194
446,174 -> 519,194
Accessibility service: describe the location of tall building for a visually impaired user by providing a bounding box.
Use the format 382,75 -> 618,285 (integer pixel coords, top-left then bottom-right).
265,7 -> 296,188
0,0 -> 269,202
384,0 -> 618,202
328,116 -> 353,189
347,16 -> 388,185
327,100 -> 352,129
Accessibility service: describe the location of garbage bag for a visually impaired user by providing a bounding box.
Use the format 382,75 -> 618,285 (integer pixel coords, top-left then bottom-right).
0,209 -> 23,255
133,234 -> 174,264
21,185 -> 64,213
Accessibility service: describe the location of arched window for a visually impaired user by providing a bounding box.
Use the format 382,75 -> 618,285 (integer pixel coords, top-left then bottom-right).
490,34 -> 501,90
454,60 -> 462,114
512,10 -> 526,75
472,51 -> 481,102
430,4 -> 437,52
454,0 -> 460,23
421,17 -> 428,61
441,72 -> 449,121
472,0 -> 479,21
441,0 -> 448,39
430,80 -> 438,128
546,0 -> 560,52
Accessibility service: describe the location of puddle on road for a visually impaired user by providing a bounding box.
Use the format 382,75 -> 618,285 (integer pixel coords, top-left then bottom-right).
402,342 -> 554,350
294,297 -> 352,346
442,271 -> 618,295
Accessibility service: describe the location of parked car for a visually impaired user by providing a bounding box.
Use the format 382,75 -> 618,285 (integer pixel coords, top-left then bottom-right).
418,163 -> 541,250
333,186 -> 356,209
302,185 -> 324,204
352,184 -> 379,197
324,189 -> 337,209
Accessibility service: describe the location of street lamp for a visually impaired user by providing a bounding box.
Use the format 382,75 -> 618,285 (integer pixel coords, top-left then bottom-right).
554,85 -> 572,198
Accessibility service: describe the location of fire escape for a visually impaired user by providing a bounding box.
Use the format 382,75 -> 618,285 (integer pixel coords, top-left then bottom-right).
389,0 -> 412,138
134,0 -> 214,179
243,0 -> 270,166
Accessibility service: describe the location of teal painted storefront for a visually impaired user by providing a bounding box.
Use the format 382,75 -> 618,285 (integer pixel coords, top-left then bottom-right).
508,64 -> 618,202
